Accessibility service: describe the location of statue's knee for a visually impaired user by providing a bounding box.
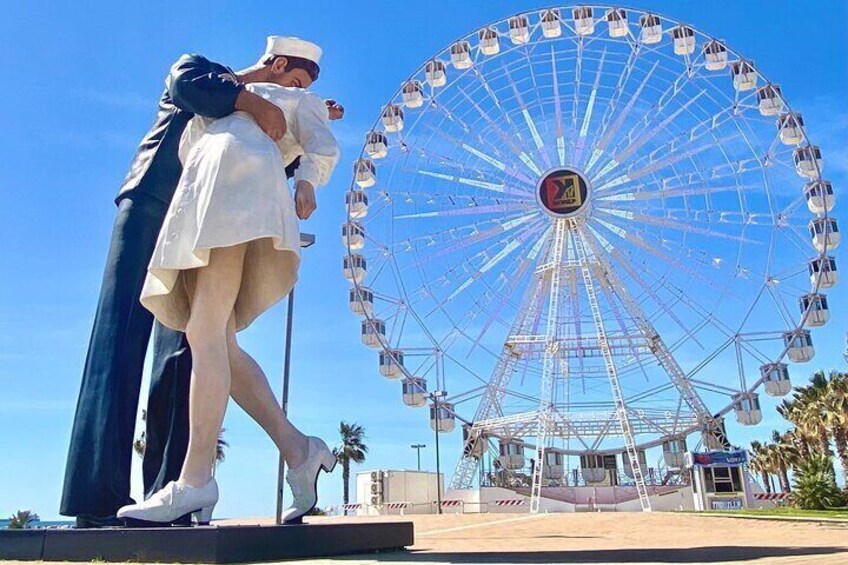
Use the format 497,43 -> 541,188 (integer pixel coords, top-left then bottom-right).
185,315 -> 227,351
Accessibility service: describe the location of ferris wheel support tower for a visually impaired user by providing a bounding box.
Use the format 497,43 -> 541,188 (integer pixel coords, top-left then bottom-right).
570,220 -> 651,511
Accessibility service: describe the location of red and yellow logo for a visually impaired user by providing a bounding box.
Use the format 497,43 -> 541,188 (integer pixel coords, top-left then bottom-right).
543,172 -> 583,212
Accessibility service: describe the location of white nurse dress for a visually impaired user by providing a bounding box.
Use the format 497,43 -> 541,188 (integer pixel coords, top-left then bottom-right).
140,82 -> 340,332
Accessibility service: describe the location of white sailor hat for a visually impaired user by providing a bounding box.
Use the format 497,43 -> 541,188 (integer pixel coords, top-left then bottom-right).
264,36 -> 322,64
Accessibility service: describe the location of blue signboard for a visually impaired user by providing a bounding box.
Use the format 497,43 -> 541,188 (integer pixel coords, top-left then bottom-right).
691,450 -> 747,467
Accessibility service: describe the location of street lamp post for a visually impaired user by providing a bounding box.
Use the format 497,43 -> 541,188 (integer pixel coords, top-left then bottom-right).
427,390 -> 447,514
411,444 -> 426,471
275,233 -> 315,526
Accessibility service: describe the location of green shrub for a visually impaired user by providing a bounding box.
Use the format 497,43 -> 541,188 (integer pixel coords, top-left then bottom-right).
792,453 -> 844,510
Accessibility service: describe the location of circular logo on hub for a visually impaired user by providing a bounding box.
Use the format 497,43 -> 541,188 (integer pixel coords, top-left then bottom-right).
536,167 -> 590,218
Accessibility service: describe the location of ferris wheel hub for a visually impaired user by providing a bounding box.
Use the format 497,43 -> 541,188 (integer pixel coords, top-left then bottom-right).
535,166 -> 592,219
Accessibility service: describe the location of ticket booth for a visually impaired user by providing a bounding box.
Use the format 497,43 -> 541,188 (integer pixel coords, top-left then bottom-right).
686,450 -> 752,511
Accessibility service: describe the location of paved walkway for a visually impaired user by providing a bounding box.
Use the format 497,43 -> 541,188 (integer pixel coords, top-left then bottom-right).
5,512 -> 847,564
302,512 -> 848,564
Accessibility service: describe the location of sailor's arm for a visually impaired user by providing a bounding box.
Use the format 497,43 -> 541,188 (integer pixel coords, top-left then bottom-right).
167,54 -> 244,118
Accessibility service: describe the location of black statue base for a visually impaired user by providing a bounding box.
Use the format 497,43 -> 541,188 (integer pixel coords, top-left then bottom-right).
1,521 -> 414,562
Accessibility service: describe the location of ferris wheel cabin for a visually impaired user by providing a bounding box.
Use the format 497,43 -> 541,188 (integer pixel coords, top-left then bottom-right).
760,363 -> 791,397
478,27 -> 500,55
639,14 -> 662,44
508,15 -> 531,45
809,218 -> 839,252
346,190 -> 368,219
342,221 -> 365,250
402,80 -> 424,108
544,451 -> 566,479
497,439 -> 526,471
425,59 -> 446,88
342,253 -> 367,284
756,84 -> 784,116
799,293 -> 830,327
402,377 -> 428,407
379,349 -> 405,379
580,454 -> 609,484
732,393 -> 762,426
703,40 -> 728,71
662,438 -> 688,468
349,286 -> 373,316
804,180 -> 835,214
364,131 -> 388,159
354,159 -> 376,188
794,146 -> 824,178
730,60 -> 757,92
778,113 -> 805,145
540,9 -> 562,38
783,330 -> 814,363
808,256 -> 838,289
381,104 -> 404,132
605,9 -> 628,38
361,318 -> 386,348
572,7 -> 595,36
430,402 -> 456,433
671,25 -> 695,55
450,41 -> 472,69
622,450 -> 649,479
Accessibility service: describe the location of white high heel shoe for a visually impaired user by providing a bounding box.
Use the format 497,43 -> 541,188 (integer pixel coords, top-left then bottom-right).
117,479 -> 219,526
193,504 -> 215,526
281,436 -> 336,524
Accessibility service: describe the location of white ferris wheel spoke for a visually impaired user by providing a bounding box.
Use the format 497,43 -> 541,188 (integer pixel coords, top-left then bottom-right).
499,56 -> 552,171
585,60 -> 657,173
573,48 -> 607,168
468,68 -> 544,175
549,46 -> 566,166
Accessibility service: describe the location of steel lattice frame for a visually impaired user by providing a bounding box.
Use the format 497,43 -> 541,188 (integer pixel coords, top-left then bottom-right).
342,5 -> 836,512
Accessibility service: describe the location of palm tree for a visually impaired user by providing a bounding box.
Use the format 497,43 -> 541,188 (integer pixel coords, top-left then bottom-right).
777,399 -> 811,459
334,422 -> 368,509
133,418 -> 227,469
768,430 -> 795,493
779,374 -> 833,462
748,440 -> 773,493
798,372 -> 834,457
821,372 -> 848,485
214,429 -> 229,471
7,510 -> 39,529
133,410 -> 148,459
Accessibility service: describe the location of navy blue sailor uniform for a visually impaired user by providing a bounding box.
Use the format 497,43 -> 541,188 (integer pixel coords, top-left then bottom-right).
61,54 -> 259,520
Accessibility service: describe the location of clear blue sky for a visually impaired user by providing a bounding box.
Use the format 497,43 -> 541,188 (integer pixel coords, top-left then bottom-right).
1,1 -> 846,520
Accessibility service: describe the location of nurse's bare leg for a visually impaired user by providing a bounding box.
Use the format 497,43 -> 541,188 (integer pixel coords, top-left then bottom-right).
227,323 -> 309,470
179,244 -> 247,488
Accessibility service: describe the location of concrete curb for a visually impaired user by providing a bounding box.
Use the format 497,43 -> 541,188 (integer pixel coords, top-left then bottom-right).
698,512 -> 848,525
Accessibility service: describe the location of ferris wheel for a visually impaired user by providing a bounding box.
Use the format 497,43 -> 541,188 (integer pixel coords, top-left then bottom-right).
341,5 -> 837,512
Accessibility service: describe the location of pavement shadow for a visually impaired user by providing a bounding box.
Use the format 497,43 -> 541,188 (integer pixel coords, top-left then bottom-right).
344,545 -> 847,563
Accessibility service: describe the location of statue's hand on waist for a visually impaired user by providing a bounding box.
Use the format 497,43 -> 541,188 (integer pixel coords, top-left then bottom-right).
294,181 -> 316,220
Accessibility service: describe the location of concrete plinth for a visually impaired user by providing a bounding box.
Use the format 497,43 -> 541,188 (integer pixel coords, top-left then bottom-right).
0,521 -> 414,563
